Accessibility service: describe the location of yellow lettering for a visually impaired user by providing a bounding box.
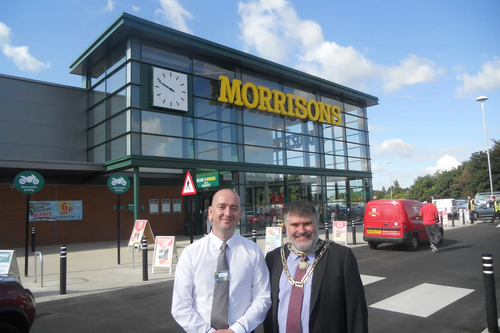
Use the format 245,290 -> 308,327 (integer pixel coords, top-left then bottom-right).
257,86 -> 273,112
218,76 -> 243,106
331,105 -> 342,125
242,82 -> 259,109
286,93 -> 295,116
317,102 -> 330,124
307,100 -> 319,121
294,96 -> 307,119
273,90 -> 286,114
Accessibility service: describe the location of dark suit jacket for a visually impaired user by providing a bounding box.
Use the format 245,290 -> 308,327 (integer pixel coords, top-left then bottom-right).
263,240 -> 368,333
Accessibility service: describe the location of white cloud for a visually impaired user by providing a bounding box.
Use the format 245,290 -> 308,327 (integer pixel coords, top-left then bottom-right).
376,138 -> 415,158
155,0 -> 193,34
382,55 -> 444,93
456,58 -> 500,97
236,0 -> 443,94
0,22 -> 50,72
425,155 -> 461,174
100,0 -> 114,13
132,6 -> 140,12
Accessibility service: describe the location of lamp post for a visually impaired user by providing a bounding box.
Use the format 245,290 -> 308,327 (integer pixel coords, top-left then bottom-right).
388,161 -> 392,199
476,96 -> 494,197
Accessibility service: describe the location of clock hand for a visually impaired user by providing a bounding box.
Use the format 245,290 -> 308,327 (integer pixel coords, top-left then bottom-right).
156,78 -> 175,92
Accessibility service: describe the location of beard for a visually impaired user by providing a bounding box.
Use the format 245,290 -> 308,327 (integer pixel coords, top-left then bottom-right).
287,226 -> 320,252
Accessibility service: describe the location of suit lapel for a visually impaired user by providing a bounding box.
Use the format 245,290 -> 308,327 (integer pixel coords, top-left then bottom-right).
309,240 -> 329,314
272,246 -> 287,325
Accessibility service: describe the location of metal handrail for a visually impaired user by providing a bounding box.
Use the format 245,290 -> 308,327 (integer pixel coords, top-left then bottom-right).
34,251 -> 43,287
131,242 -> 143,269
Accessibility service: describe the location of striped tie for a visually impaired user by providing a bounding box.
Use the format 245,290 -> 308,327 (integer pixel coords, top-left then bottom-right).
211,242 -> 229,329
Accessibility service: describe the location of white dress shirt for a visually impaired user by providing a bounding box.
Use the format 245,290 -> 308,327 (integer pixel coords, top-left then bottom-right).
277,250 -> 315,333
172,232 -> 271,333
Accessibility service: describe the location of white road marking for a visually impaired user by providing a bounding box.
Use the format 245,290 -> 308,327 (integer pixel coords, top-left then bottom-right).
360,274 -> 385,286
369,283 -> 474,317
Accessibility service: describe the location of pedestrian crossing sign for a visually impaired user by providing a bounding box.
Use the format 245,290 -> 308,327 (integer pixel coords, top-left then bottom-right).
182,171 -> 197,195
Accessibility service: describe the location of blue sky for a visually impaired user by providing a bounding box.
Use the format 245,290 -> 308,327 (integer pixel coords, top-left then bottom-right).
1,0 -> 499,191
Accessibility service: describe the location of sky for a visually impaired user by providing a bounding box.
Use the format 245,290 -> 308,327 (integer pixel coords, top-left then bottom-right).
1,0 -> 499,191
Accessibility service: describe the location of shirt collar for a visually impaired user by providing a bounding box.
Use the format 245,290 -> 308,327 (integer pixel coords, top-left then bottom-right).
209,231 -> 237,250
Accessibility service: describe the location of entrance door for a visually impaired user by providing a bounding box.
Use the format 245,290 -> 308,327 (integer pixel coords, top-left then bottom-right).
200,191 -> 215,234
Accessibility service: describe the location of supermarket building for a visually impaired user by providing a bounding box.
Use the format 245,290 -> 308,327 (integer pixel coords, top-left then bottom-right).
0,13 -> 378,248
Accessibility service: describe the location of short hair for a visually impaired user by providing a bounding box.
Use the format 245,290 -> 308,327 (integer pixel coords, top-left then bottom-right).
283,200 -> 318,225
426,197 -> 432,203
493,196 -> 496,200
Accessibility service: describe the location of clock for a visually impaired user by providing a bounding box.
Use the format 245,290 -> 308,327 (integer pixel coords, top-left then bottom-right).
152,67 -> 188,112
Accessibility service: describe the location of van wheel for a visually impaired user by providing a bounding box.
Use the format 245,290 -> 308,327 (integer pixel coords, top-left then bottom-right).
368,241 -> 379,249
406,234 -> 419,251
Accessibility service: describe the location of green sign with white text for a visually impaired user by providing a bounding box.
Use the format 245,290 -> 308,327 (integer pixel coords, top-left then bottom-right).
196,171 -> 219,189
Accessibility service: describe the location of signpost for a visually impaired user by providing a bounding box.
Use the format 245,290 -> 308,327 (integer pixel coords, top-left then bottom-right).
182,172 -> 197,244
108,174 -> 130,265
14,171 -> 44,277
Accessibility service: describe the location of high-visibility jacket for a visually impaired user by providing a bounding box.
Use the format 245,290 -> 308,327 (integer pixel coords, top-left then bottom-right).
494,200 -> 500,212
468,199 -> 475,211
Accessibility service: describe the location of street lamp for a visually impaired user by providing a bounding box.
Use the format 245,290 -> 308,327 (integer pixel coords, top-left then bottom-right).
388,161 -> 392,199
476,96 -> 494,197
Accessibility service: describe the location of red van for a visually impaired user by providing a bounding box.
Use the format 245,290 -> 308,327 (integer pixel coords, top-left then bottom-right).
363,199 -> 444,251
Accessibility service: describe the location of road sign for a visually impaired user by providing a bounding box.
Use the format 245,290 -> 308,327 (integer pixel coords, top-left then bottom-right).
107,174 -> 130,194
14,171 -> 44,194
182,172 -> 197,195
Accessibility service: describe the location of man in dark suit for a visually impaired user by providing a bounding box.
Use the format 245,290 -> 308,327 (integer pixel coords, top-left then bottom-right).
263,200 -> 368,333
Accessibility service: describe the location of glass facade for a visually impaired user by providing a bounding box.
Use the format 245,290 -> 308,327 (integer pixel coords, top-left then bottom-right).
84,35 -> 373,233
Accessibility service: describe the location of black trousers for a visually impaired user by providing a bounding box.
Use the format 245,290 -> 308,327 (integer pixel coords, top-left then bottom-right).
490,211 -> 500,224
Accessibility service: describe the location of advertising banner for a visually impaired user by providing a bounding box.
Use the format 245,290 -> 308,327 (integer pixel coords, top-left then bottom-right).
265,227 -> 282,254
127,220 -> 155,247
152,236 -> 177,274
29,201 -> 83,221
333,221 -> 347,245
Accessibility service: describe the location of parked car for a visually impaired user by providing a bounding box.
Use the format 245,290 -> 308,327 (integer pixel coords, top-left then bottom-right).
246,210 -> 264,225
456,199 -> 468,210
0,275 -> 36,333
363,199 -> 444,251
470,200 -> 496,219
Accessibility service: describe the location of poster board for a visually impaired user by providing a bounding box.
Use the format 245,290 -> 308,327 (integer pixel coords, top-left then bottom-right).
265,227 -> 282,254
127,219 -> 155,248
333,221 -> 347,245
0,250 -> 21,283
152,236 -> 178,274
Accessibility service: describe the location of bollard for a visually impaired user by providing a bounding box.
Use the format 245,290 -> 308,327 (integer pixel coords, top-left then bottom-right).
31,227 -> 36,252
451,213 -> 455,227
482,254 -> 499,333
252,229 -> 257,243
351,220 -> 357,245
325,221 -> 329,240
142,237 -> 148,281
461,210 -> 465,225
60,245 -> 67,295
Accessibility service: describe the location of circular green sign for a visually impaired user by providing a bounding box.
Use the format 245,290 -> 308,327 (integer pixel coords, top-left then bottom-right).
14,171 -> 44,194
107,174 -> 130,194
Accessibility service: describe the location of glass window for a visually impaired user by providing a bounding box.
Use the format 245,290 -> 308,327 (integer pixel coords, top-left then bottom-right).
89,81 -> 106,107
88,123 -> 106,147
90,58 -> 105,88
195,119 -> 237,143
347,143 -> 361,158
142,111 -> 193,138
245,146 -> 284,165
106,67 -> 127,95
324,139 -> 345,155
193,77 -> 222,100
88,144 -> 105,163
89,102 -> 105,127
344,113 -> 366,131
195,141 -> 238,162
244,109 -> 285,130
323,123 -> 343,140
107,42 -> 127,74
131,109 -> 141,132
142,134 -> 193,158
193,97 -> 236,123
242,72 -> 282,92
283,85 -> 315,100
142,45 -> 191,72
108,88 -> 127,116
348,158 -> 364,171
344,102 -> 365,117
346,128 -> 366,144
244,127 -> 283,148
285,134 -> 319,152
193,59 -> 234,80
110,112 -> 128,139
325,155 -> 345,170
110,135 -> 128,160
286,151 -> 320,167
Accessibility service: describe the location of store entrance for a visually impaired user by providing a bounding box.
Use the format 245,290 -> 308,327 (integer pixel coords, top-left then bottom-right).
199,190 -> 215,235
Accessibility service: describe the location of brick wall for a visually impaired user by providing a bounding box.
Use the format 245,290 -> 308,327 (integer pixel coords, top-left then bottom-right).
0,184 -> 185,248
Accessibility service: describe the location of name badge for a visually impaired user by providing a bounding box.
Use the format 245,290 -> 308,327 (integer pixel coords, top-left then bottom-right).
215,270 -> 230,282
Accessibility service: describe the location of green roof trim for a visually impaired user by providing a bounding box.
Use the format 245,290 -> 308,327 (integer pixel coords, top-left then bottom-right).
70,12 -> 378,107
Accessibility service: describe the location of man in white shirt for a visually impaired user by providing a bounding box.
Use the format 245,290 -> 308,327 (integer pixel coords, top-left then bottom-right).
172,189 -> 271,333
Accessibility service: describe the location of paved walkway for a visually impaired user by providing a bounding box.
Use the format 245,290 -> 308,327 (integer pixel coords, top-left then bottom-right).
13,220 -> 475,303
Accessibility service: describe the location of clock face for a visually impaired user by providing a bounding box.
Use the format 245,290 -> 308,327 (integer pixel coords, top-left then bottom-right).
152,67 -> 188,112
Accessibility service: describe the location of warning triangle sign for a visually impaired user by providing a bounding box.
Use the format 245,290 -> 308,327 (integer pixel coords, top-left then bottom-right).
182,171 -> 197,195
